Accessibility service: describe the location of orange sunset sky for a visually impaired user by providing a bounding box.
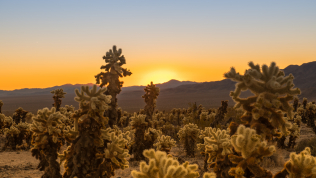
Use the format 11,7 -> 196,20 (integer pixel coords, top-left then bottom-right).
1,1 -> 316,90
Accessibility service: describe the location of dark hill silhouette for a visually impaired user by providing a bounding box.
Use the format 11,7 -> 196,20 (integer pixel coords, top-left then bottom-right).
1,61 -> 316,114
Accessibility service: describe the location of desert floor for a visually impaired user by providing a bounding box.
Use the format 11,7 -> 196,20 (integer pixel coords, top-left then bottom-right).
0,123 -> 315,178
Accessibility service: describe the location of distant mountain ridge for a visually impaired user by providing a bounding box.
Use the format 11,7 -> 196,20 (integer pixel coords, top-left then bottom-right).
0,80 -> 197,97
1,61 -> 316,113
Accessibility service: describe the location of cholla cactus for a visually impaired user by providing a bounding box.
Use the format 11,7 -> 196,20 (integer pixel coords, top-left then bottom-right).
60,84 -> 130,178
178,123 -> 200,157
154,135 -> 176,154
198,127 -> 231,173
96,131 -> 130,171
228,125 -> 275,178
131,149 -> 200,178
210,101 -> 228,128
31,107 -> 65,178
2,117 -> 31,151
305,102 -> 316,134
51,88 -> 66,112
0,100 -> 3,113
225,62 -> 300,140
130,114 -> 161,161
95,45 -> 132,127
2,125 -> 20,151
0,113 -> 13,134
15,121 -> 32,149
275,147 -> 316,178
293,96 -> 299,112
12,107 -> 28,124
143,82 -> 160,122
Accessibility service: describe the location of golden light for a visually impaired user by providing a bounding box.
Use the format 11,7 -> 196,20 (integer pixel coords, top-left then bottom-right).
141,70 -> 181,85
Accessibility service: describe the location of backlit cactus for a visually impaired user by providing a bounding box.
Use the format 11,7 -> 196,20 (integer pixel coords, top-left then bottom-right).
225,61 -> 300,140
198,127 -> 231,174
60,84 -> 129,178
229,125 -> 275,178
31,107 -> 66,178
143,82 -> 160,122
178,123 -> 200,157
95,45 -> 132,127
275,147 -> 316,178
12,107 -> 28,124
154,135 -> 176,154
51,88 -> 66,112
131,149 -> 200,178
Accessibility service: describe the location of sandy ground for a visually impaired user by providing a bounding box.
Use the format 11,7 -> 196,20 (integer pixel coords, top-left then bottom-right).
0,123 -> 315,178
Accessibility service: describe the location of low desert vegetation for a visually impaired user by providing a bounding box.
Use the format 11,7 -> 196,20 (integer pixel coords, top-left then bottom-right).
1,46 -> 316,178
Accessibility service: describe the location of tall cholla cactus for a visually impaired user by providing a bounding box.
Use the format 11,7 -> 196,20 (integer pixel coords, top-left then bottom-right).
50,88 -> 66,112
225,61 -> 301,140
178,123 -> 200,157
210,100 -> 228,128
228,125 -> 275,178
60,85 -> 130,178
142,81 -> 160,122
31,107 -> 66,178
95,45 -> 132,127
130,113 -> 148,161
274,147 -> 316,178
0,100 -> 3,113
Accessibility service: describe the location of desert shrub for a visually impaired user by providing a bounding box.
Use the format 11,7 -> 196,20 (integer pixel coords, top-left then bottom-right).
259,147 -> 285,168
295,137 -> 316,157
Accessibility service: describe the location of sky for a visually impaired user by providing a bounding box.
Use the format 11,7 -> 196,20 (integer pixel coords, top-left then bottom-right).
1,0 -> 316,90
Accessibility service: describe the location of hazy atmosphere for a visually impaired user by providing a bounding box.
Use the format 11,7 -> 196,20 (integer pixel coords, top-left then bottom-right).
1,0 -> 316,90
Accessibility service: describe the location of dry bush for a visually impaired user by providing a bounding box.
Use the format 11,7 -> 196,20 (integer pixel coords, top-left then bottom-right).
259,148 -> 285,168
295,137 -> 316,156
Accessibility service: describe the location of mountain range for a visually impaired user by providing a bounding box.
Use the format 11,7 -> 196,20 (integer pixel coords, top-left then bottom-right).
1,61 -> 316,114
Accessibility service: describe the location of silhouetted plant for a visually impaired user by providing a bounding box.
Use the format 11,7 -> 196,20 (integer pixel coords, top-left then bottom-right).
142,81 -> 160,122
31,107 -> 65,178
210,100 -> 228,128
12,107 -> 28,124
178,123 -> 200,157
50,88 -> 66,112
225,61 -> 300,140
59,85 -> 129,178
95,45 -> 132,127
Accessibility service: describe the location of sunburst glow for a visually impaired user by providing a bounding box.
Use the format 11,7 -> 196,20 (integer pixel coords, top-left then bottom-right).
141,70 -> 181,85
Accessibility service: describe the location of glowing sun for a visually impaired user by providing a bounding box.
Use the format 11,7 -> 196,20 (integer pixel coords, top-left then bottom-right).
141,70 -> 181,85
